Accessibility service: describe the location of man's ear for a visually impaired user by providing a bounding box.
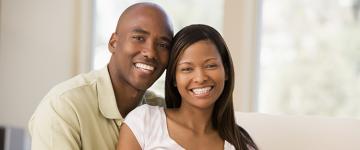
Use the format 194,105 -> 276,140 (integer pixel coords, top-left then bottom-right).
108,33 -> 117,53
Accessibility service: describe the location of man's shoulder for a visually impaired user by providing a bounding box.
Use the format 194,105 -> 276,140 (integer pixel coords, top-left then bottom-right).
47,70 -> 99,98
33,70 -> 102,117
28,70 -> 103,150
29,70 -> 102,129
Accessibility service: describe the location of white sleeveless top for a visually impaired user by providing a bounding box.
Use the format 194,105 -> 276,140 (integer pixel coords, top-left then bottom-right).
124,104 -> 235,150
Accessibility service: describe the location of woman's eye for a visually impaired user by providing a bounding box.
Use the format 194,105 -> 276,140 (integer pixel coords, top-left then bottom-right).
206,64 -> 218,69
181,67 -> 192,72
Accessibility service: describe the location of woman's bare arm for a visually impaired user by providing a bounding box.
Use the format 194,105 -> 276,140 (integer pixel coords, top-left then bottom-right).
117,123 -> 142,150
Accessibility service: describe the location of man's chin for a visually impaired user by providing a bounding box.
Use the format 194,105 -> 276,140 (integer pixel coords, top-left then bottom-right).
133,82 -> 154,91
131,76 -> 158,91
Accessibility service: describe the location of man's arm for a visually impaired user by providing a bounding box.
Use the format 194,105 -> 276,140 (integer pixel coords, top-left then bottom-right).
29,96 -> 81,150
117,123 -> 141,150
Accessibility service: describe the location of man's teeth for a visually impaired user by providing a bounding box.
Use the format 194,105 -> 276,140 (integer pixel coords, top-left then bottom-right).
192,87 -> 212,95
135,63 -> 154,71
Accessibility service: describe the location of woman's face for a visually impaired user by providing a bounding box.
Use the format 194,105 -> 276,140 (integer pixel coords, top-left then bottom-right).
175,40 -> 226,110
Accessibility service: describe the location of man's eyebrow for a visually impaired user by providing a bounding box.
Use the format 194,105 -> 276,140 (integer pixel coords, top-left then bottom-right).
132,27 -> 171,43
132,28 -> 149,35
160,36 -> 171,43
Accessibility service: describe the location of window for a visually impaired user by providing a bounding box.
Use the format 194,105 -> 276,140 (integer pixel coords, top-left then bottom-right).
259,0 -> 360,118
93,0 -> 224,96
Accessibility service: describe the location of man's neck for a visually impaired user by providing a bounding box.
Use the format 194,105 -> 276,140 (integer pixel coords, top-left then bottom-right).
113,84 -> 144,117
107,66 -> 145,117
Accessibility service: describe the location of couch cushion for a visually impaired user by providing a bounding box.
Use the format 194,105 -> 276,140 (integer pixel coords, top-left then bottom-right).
235,112 -> 360,150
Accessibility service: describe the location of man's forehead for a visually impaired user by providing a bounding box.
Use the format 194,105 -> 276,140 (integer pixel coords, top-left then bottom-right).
129,27 -> 172,42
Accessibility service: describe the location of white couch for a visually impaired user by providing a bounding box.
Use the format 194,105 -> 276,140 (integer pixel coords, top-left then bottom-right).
235,112 -> 360,150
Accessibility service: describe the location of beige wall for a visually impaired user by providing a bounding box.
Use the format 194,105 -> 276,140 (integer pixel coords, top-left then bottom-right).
0,0 -> 259,128
0,0 -> 92,128
224,0 -> 260,111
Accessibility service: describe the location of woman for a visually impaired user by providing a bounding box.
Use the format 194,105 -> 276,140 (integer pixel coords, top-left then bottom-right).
117,24 -> 258,150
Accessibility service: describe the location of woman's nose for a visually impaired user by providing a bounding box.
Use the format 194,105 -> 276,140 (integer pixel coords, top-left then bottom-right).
193,69 -> 208,83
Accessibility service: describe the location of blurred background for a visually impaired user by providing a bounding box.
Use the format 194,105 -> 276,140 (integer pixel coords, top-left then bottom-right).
0,0 -> 359,149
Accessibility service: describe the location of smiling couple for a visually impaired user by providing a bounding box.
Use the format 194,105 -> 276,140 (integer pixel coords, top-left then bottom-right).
29,2 -> 257,150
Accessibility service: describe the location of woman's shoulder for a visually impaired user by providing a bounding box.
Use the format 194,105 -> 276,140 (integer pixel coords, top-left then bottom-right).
224,141 -> 236,150
135,104 -> 162,111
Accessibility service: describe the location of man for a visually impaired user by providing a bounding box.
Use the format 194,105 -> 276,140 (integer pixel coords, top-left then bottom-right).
28,2 -> 173,150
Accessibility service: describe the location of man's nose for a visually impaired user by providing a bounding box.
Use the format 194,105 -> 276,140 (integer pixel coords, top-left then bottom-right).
141,41 -> 157,59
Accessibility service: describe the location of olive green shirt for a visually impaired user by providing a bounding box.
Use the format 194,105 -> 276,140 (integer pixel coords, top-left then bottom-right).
28,67 -> 164,150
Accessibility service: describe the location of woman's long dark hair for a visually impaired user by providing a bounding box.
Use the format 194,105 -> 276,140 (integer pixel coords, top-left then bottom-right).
165,24 -> 258,150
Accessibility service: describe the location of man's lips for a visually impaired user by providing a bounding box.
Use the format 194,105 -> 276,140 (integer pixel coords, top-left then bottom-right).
134,63 -> 156,74
135,63 -> 155,71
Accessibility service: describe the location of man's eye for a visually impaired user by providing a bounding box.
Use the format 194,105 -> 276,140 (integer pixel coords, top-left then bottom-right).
158,43 -> 170,49
132,36 -> 144,41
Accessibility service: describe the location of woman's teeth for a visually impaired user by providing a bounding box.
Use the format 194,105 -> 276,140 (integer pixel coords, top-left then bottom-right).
192,87 -> 212,95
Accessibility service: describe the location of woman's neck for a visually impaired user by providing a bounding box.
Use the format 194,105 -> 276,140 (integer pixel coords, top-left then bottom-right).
173,104 -> 215,135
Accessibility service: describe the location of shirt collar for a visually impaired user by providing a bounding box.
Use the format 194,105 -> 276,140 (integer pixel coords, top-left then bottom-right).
97,66 -> 123,120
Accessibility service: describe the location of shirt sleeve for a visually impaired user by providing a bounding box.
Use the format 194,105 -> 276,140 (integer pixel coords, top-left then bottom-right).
123,105 -> 153,149
28,95 -> 81,150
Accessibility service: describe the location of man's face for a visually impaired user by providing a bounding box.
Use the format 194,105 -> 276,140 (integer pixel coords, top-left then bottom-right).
109,7 -> 173,91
